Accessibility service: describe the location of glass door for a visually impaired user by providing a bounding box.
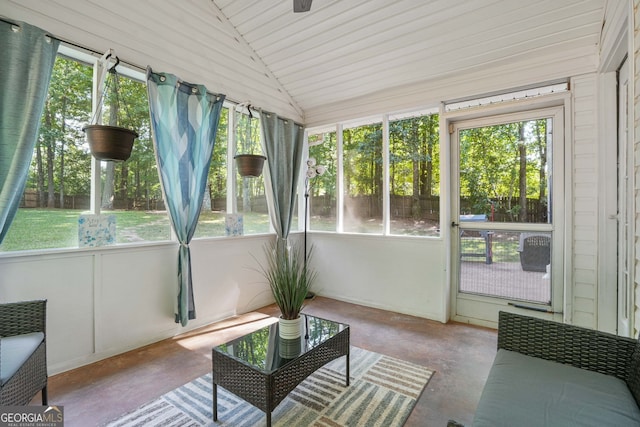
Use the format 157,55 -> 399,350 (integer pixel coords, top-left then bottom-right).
451,107 -> 564,324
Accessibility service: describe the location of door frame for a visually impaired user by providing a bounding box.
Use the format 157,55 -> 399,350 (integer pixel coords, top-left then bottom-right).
616,57 -> 632,336
597,13 -> 632,335
442,94 -> 571,328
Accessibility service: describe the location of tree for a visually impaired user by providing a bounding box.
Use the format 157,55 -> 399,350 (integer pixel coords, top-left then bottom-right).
388,113 -> 439,220
206,107 -> 229,210
31,56 -> 92,207
458,119 -> 548,222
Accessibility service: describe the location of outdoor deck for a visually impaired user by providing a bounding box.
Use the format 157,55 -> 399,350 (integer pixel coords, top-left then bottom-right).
460,260 -> 550,304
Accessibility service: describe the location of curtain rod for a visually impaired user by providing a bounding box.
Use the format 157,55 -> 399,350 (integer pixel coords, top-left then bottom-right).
0,16 -> 304,127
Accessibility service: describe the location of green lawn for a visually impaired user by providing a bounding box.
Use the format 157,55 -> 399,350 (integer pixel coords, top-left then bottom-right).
1,208 -> 444,252
0,208 -> 272,252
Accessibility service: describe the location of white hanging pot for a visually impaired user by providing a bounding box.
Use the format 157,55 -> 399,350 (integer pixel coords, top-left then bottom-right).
278,316 -> 303,339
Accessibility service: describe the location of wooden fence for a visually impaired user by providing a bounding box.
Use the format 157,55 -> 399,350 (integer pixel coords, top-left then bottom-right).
20,190 -> 547,223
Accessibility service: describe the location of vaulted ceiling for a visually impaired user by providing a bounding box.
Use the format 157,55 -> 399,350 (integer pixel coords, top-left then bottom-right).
2,0 -> 607,125
215,0 -> 605,112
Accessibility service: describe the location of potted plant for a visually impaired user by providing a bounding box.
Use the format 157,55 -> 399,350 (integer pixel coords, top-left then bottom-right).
234,104 -> 266,177
83,124 -> 137,161
235,153 -> 266,178
83,56 -> 138,162
257,242 -> 317,339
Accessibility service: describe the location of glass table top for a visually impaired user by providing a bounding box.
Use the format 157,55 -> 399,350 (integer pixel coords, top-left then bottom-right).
214,314 -> 349,373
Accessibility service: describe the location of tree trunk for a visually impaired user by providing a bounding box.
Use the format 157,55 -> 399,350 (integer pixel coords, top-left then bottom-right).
518,124 -> 527,222
536,120 -> 547,202
427,115 -> 437,197
58,97 -> 67,209
101,72 -> 118,210
119,163 -> 129,203
412,122 -> 420,199
202,182 -> 212,211
102,165 -> 115,209
242,177 -> 251,212
46,140 -> 55,208
36,129 -> 45,208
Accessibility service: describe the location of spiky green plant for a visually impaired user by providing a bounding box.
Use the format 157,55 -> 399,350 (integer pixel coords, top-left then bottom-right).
257,242 -> 317,320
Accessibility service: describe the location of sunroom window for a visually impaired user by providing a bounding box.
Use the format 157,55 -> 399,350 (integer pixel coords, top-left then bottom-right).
388,111 -> 440,236
307,131 -> 337,231
342,121 -> 383,234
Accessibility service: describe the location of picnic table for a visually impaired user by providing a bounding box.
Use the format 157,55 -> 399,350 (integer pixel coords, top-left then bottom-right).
459,214 -> 493,264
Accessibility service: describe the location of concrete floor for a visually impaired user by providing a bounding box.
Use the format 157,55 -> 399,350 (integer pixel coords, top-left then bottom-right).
40,297 -> 497,426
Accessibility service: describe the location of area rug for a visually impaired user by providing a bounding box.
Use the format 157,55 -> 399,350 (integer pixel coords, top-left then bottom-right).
105,346 -> 434,427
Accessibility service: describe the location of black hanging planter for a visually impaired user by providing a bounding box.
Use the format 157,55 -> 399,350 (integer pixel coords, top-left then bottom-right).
83,124 -> 138,162
84,55 -> 138,162
234,154 -> 266,178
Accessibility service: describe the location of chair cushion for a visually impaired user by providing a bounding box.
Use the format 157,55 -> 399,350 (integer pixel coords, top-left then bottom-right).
473,349 -> 640,427
0,332 -> 45,386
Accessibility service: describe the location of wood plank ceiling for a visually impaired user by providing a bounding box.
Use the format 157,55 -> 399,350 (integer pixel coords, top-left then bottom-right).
213,0 -> 605,115
1,0 -> 606,124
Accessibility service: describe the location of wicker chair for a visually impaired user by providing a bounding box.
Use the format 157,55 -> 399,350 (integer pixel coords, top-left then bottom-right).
0,300 -> 48,405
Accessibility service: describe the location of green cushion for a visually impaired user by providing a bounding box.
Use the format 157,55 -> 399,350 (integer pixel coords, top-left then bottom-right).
0,332 -> 44,386
473,349 -> 640,427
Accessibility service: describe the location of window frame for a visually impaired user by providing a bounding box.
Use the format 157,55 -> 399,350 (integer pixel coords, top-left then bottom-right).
304,107 -> 442,239
1,44 -> 279,254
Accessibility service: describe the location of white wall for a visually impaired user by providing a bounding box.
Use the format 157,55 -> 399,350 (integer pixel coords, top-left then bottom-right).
570,74 -> 599,329
0,231 -> 448,374
308,233 -> 447,322
0,236 -> 275,374
633,0 -> 640,337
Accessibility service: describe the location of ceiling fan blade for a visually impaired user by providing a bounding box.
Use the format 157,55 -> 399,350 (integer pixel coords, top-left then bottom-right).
293,0 -> 312,13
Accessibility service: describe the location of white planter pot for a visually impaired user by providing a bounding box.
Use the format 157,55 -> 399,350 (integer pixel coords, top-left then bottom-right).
278,316 -> 303,339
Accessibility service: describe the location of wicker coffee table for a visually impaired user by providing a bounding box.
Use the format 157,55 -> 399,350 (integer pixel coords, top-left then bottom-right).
212,314 -> 350,427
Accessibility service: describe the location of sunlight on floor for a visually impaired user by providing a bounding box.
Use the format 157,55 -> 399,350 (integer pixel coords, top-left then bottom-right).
173,312 -> 277,351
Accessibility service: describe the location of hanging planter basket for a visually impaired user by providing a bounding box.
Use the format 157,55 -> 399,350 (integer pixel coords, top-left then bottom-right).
84,55 -> 138,162
83,124 -> 138,162
234,154 -> 266,178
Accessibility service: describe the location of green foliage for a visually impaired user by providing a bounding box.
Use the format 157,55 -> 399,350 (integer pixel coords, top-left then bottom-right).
308,132 -> 337,198
208,108 -> 229,199
256,242 -> 317,320
29,56 -> 93,200
343,123 -> 383,197
389,113 -> 440,198
235,110 -> 262,155
26,55 -> 161,206
459,120 -> 547,201
217,328 -> 270,368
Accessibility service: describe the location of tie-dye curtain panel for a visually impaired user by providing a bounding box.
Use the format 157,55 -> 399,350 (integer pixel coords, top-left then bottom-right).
146,68 -> 225,326
0,20 -> 59,243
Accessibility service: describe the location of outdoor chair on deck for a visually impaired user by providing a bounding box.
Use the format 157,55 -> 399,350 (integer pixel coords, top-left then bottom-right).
518,233 -> 551,272
0,300 -> 48,405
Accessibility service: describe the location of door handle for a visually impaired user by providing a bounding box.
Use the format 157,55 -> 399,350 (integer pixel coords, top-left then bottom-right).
451,221 -> 459,227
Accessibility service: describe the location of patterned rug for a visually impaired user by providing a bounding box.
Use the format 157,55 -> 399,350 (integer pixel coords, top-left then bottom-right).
105,346 -> 434,427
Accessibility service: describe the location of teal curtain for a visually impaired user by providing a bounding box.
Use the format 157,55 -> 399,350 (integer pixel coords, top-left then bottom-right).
260,111 -> 304,257
146,68 -> 225,326
0,20 -> 59,243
